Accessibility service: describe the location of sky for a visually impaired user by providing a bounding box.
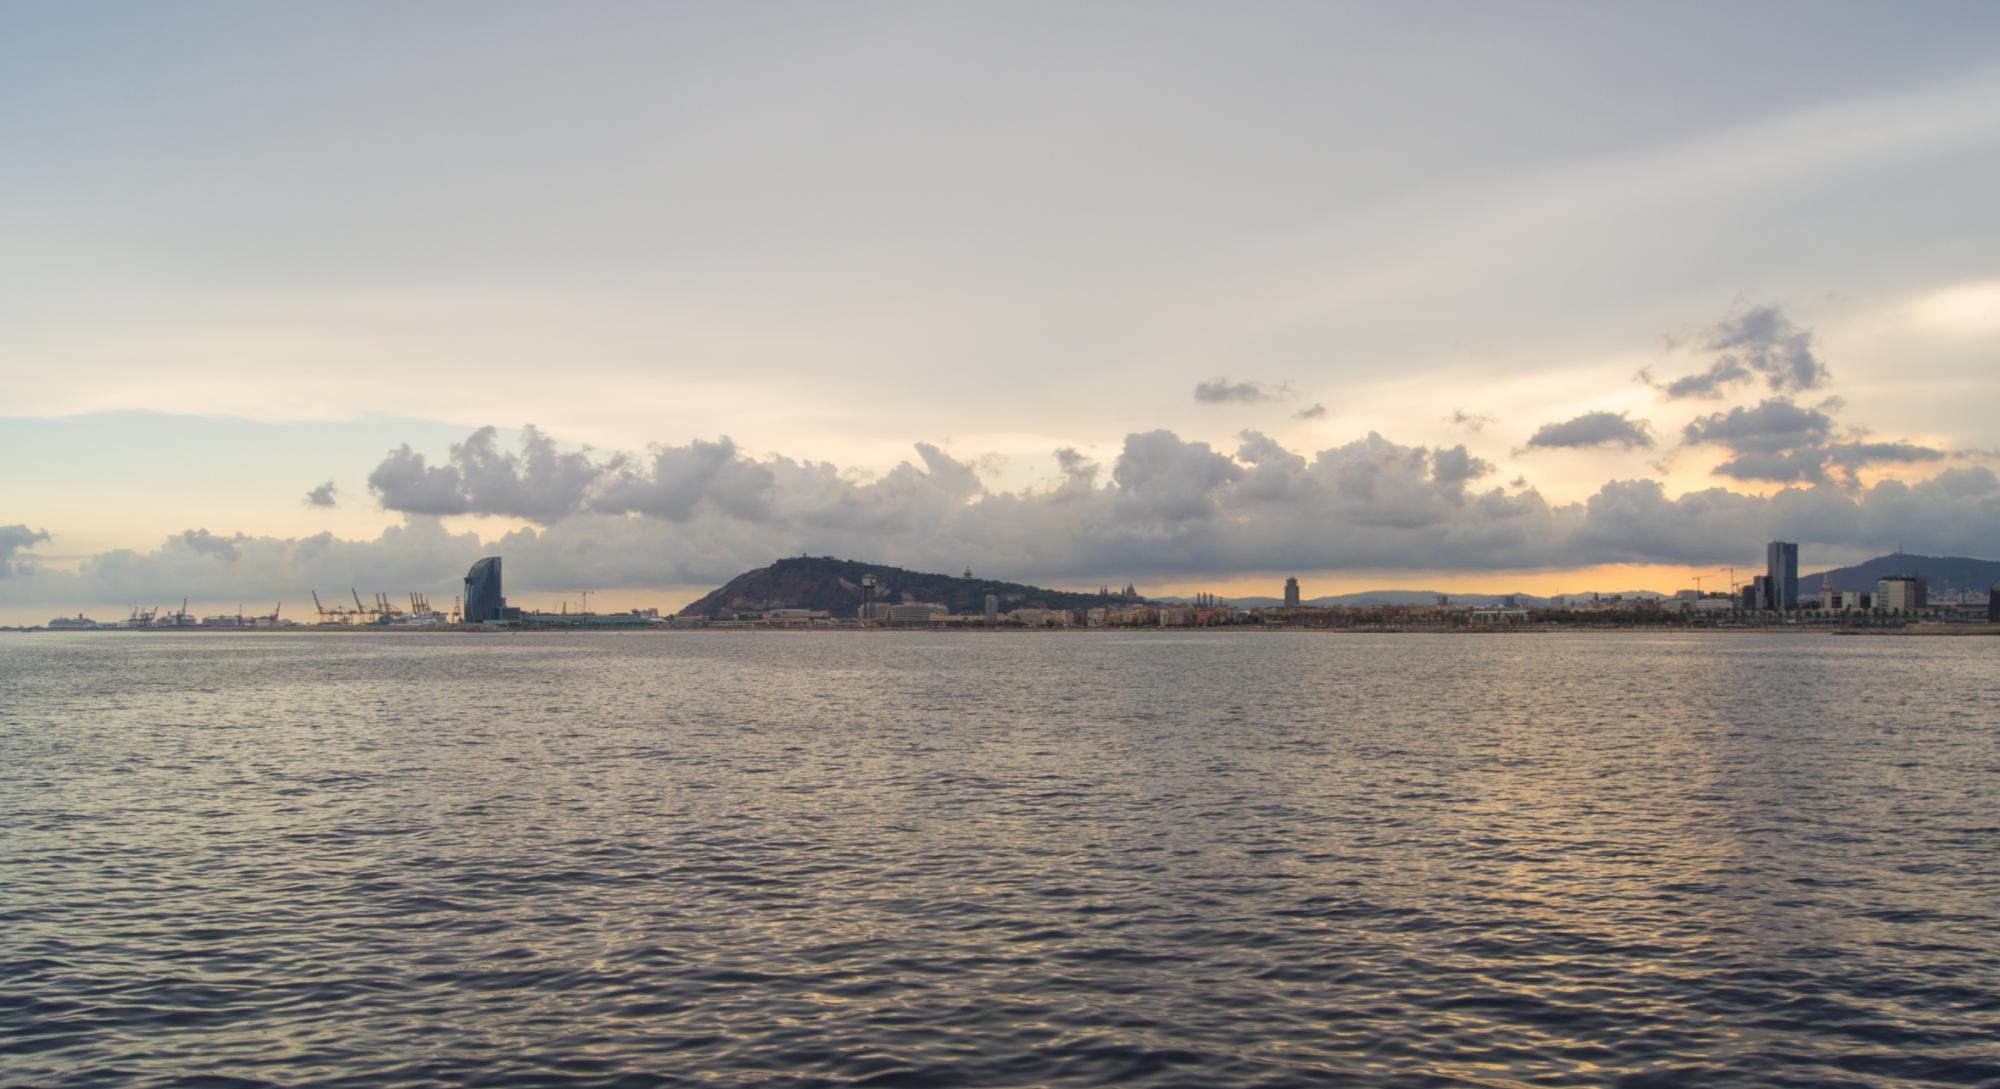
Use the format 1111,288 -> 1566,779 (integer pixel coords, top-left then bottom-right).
3,2 -> 1999,620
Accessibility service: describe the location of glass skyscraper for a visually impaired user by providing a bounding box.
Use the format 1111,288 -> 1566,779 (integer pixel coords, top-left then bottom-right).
464,556 -> 506,623
1765,541 -> 1799,611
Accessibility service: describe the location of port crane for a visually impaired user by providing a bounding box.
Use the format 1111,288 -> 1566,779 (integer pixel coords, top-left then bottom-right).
311,590 -> 363,624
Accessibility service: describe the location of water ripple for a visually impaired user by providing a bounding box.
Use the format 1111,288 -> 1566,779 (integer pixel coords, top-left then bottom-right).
1,631 -> 1997,1087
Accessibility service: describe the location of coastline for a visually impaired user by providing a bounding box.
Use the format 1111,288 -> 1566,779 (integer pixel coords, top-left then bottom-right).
7,623 -> 1995,636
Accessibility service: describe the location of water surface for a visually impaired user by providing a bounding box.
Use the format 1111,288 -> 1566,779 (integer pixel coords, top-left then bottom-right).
2,631 -> 1996,1087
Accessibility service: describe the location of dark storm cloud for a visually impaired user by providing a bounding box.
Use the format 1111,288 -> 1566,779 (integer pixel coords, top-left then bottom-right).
1649,305 -> 1828,400
1525,411 -> 1654,450
0,524 -> 51,577
304,481 -> 338,508
1194,377 -> 1289,404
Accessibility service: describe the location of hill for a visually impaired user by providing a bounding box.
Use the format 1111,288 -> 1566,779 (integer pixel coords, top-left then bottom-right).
1805,553 -> 2000,594
677,557 -> 1142,618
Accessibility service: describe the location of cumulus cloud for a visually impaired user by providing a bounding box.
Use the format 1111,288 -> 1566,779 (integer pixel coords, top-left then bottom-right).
304,481 -> 338,508
176,528 -> 244,563
1194,377 -> 1289,403
9,427 -> 1999,609
1526,411 -> 1654,450
341,424 -> 1997,573
1430,445 -> 1494,486
1053,447 -> 1100,490
1,518 -> 490,609
368,425 -> 599,521
1294,403 -> 1328,420
592,437 -> 777,522
0,525 -> 51,578
1649,305 -> 1827,400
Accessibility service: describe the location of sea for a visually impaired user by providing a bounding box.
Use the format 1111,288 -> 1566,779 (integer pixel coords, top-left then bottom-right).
2,631 -> 1996,1088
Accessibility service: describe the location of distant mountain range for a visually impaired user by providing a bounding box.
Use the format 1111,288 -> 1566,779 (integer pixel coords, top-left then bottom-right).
1803,553 -> 2000,594
677,557 -> 1141,618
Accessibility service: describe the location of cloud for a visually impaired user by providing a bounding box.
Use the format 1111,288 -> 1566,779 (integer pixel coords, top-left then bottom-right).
0,525 -> 51,577
1112,431 -> 1244,521
1053,447 -> 1099,490
1194,377 -> 1289,404
1,518 -> 491,609
1824,441 -> 1946,486
593,437 -> 776,522
9,426 -> 2000,609
1682,398 -> 1835,453
1294,403 -> 1328,420
304,481 -> 338,508
1430,445 -> 1494,486
176,528 -> 244,563
1447,409 -> 1494,433
1650,305 -> 1828,400
1682,399 -> 1945,487
367,425 -> 600,521
1526,411 -> 1654,450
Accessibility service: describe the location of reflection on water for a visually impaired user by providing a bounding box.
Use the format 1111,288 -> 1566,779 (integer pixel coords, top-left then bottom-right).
2,631 -> 1996,1087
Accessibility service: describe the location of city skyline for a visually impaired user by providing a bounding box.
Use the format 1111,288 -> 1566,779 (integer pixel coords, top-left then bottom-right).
5,4 -> 2000,617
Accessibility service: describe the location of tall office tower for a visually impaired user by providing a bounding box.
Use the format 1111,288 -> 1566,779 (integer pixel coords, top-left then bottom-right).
1751,574 -> 1773,611
1284,577 -> 1301,608
984,594 -> 999,624
1766,541 -> 1799,611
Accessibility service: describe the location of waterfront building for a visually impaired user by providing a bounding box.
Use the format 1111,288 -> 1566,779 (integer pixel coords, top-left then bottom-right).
884,603 -> 947,624
1007,607 -> 1071,627
1876,575 -> 1927,614
518,610 -> 652,627
984,594 -> 999,625
1766,541 -> 1799,611
1991,582 -> 2000,623
463,556 -> 518,623
1284,577 -> 1301,608
764,609 -> 831,626
1749,575 -> 1772,611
